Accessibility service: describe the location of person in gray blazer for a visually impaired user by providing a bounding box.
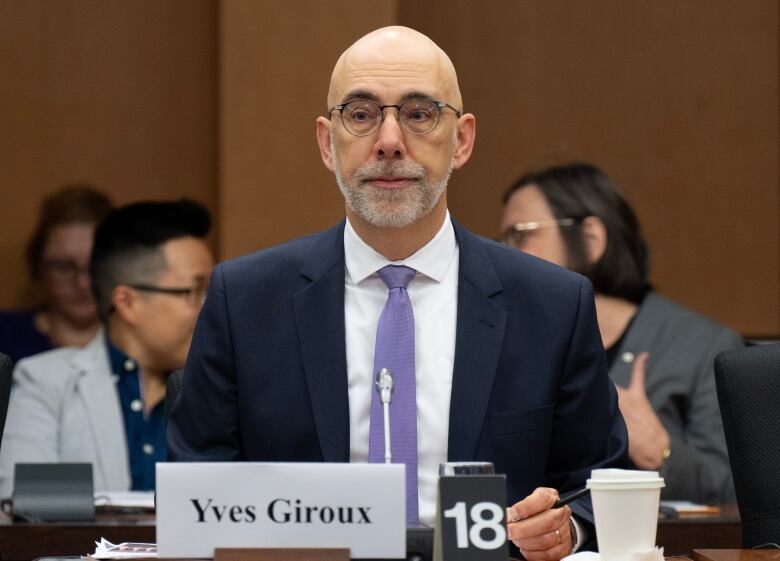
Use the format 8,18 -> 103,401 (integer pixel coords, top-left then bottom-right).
0,200 -> 214,497
499,162 -> 742,504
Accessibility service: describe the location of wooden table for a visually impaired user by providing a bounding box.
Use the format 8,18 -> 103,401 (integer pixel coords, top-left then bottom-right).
658,504 -> 742,556
0,511 -> 154,560
693,550 -> 780,561
0,506 -> 743,561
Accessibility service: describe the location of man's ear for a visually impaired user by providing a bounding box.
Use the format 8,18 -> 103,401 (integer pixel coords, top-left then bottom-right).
316,116 -> 335,172
581,216 -> 608,265
111,285 -> 138,326
451,113 -> 476,170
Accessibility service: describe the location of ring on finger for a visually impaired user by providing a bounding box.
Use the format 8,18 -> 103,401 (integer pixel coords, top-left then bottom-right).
555,528 -> 561,544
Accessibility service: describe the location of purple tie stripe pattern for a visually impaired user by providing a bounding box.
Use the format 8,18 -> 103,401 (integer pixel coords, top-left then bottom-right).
368,264 -> 419,526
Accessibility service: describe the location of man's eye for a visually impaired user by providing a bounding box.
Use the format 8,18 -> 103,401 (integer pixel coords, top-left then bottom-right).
350,110 -> 371,121
407,110 -> 432,121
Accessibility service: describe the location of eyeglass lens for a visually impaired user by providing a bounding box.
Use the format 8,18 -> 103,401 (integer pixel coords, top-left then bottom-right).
341,99 -> 441,136
43,259 -> 89,280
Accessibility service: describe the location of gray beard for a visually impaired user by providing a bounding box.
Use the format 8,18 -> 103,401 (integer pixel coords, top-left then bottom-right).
331,139 -> 451,229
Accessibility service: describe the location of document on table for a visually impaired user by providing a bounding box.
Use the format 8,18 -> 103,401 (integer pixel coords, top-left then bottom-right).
660,500 -> 721,514
93,491 -> 155,509
91,538 -> 157,559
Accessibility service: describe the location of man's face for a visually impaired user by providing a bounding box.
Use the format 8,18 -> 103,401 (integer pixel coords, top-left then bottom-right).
316,30 -> 474,230
132,237 -> 214,371
500,185 -> 572,268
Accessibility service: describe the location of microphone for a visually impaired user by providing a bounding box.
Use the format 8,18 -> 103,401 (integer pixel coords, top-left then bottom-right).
375,368 -> 394,464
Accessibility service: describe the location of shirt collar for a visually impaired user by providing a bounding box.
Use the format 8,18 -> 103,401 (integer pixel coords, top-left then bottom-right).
105,338 -> 138,377
344,210 -> 457,284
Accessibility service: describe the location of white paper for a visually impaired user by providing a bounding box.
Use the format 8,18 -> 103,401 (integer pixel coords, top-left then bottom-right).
562,549 -> 664,561
660,500 -> 714,512
92,538 -> 157,559
94,491 -> 155,509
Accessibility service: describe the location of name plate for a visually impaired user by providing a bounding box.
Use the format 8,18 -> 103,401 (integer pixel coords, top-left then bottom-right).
157,463 -> 405,559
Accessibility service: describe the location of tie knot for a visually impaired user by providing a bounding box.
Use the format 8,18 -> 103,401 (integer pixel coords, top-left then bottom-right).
378,265 -> 416,290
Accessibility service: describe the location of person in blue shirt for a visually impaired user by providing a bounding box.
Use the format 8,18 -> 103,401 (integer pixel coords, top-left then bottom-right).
0,199 -> 214,495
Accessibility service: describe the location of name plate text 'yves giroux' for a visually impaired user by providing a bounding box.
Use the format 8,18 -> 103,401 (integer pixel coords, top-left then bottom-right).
156,462 -> 405,559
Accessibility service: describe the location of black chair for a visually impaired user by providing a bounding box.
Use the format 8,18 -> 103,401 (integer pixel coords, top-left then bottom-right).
165,369 -> 184,418
0,353 -> 12,451
715,343 -> 780,548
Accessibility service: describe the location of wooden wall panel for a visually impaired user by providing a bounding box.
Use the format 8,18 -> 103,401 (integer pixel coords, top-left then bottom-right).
0,0 -> 217,307
1,1 -> 776,336
399,0 -> 779,336
218,0 -> 396,259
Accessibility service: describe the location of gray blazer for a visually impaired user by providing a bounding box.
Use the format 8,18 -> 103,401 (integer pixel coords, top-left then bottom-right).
609,292 -> 742,503
0,331 -> 130,497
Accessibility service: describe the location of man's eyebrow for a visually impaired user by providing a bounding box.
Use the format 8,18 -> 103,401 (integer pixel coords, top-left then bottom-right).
340,90 -> 440,104
398,91 -> 438,103
341,89 -> 380,103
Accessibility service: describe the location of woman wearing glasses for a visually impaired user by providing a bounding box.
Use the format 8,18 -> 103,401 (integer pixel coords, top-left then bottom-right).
499,162 -> 742,504
0,186 -> 112,363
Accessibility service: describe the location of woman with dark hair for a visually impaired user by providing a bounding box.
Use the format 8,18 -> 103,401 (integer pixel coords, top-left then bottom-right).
500,162 -> 742,504
0,185 -> 112,363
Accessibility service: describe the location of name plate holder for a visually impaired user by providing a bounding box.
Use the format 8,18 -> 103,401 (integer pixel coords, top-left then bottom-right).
433,474 -> 508,561
156,462 -> 405,559
214,547 -> 349,561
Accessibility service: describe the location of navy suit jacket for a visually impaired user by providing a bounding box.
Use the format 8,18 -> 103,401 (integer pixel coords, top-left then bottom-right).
168,219 -> 628,542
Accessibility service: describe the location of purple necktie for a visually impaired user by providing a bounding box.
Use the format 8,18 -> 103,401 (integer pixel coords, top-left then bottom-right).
368,264 -> 419,526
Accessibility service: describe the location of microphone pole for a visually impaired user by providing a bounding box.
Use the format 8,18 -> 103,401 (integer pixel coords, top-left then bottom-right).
375,368 -> 394,464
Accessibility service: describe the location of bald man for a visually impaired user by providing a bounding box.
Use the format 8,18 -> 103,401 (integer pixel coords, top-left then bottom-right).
169,27 -> 628,560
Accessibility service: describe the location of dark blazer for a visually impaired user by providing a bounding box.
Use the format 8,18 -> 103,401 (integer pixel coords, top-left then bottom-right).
168,219 -> 628,540
609,292 -> 742,503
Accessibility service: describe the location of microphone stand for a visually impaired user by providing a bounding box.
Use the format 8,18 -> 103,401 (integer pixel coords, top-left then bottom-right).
375,368 -> 394,464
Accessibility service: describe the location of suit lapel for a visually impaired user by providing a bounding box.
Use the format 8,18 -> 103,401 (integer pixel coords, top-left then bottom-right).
71,331 -> 131,489
609,292 -> 662,387
293,222 -> 350,462
448,222 -> 507,461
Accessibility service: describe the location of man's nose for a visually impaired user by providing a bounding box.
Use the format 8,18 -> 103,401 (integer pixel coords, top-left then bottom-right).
74,268 -> 91,290
373,110 -> 406,159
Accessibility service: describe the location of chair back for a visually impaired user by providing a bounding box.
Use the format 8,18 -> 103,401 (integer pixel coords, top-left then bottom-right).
165,369 -> 184,418
0,353 -> 12,451
715,344 -> 780,547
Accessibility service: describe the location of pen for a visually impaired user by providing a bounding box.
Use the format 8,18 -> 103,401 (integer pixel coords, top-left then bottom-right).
509,487 -> 590,523
552,487 -> 590,509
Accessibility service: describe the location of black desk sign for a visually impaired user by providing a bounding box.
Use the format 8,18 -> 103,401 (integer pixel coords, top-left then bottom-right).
12,463 -> 95,522
433,475 -> 508,561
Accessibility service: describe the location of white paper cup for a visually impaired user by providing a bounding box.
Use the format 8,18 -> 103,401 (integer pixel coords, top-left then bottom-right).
586,469 -> 665,561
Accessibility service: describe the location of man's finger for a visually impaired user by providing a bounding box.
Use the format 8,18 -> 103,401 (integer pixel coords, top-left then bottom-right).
508,487 -> 559,522
507,505 -> 570,541
514,517 -> 573,561
628,352 -> 650,391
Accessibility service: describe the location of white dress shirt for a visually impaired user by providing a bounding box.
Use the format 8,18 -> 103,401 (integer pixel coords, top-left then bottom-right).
345,211 -> 458,527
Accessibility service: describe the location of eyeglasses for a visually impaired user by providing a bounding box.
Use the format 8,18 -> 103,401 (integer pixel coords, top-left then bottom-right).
41,259 -> 90,282
500,218 -> 577,248
328,98 -> 462,136
127,284 -> 208,306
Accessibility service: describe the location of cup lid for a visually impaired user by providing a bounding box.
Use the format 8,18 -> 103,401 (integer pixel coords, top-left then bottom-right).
586,479 -> 665,490
586,468 -> 665,489
590,468 -> 660,480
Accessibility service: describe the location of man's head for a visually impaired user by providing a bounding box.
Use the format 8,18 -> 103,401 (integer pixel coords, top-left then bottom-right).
90,200 -> 214,371
316,26 -> 475,230
500,162 -> 651,303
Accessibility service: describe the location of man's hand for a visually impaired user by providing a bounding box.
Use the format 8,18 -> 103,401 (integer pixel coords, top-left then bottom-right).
615,352 -> 670,469
506,487 -> 574,561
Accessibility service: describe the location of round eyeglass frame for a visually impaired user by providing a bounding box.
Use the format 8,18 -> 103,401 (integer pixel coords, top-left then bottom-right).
327,98 -> 462,137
